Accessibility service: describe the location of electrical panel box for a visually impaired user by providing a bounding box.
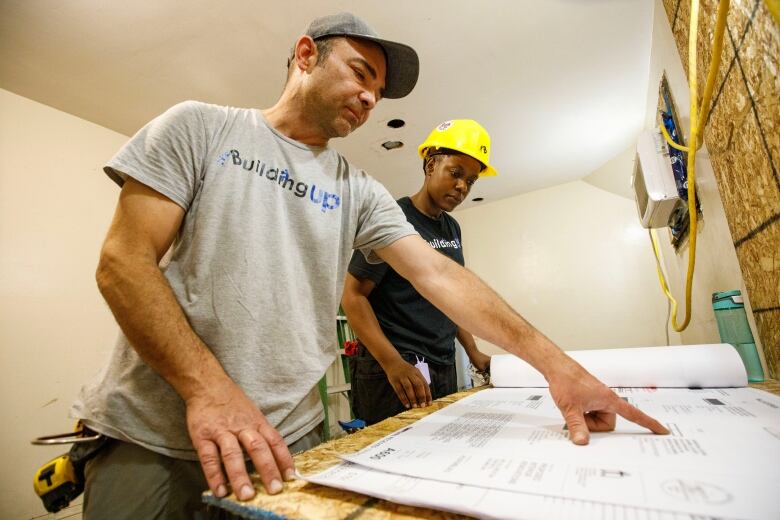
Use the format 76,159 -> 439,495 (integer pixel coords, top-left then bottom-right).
632,128 -> 681,228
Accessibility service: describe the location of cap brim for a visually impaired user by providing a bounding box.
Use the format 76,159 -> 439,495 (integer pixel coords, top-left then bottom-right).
335,35 -> 418,99
372,38 -> 419,99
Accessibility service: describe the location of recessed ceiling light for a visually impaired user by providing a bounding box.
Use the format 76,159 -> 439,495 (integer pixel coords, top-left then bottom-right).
472,197 -> 484,202
387,119 -> 405,128
381,141 -> 404,150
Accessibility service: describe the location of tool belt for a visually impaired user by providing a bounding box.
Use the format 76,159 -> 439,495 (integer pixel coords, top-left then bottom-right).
32,422 -> 108,513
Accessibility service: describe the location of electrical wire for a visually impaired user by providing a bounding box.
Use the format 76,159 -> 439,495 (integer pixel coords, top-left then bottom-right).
665,297 -> 672,345
649,229 -> 674,344
649,228 -> 679,329
659,123 -> 690,153
652,0 -> 730,332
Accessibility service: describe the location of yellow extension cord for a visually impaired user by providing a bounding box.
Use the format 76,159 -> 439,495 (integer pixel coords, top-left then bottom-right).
652,0 -> 730,332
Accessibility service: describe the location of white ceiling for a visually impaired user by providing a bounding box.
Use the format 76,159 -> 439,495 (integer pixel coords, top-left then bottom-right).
0,0 -> 653,210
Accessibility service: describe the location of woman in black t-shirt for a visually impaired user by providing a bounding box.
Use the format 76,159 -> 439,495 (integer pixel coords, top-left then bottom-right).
342,120 -> 498,425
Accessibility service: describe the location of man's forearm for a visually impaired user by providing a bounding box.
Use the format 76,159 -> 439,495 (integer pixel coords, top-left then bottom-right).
386,248 -> 565,378
379,236 -> 669,441
434,262 -> 563,376
97,247 -> 229,401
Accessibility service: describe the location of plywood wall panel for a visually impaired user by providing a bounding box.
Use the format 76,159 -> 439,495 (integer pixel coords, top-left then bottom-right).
673,0 -> 693,78
718,109 -> 779,237
735,220 -> 780,309
704,68 -> 777,240
739,4 -> 780,176
702,31 -> 740,157
728,0 -> 762,44
755,310 -> 780,378
663,0 -> 679,22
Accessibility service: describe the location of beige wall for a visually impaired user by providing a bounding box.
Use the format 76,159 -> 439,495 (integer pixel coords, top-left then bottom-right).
0,89 -> 126,518
644,0 -> 766,366
455,178 -> 678,355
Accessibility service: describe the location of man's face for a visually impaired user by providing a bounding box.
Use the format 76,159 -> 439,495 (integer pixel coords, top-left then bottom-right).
305,37 -> 387,139
425,154 -> 482,212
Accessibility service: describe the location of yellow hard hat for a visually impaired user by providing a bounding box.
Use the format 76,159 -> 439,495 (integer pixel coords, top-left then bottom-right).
417,119 -> 498,177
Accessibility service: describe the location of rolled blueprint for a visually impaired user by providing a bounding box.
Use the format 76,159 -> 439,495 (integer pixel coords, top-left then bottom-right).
491,343 -> 748,388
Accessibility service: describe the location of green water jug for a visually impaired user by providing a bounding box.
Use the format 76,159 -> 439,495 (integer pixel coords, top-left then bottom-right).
712,290 -> 764,382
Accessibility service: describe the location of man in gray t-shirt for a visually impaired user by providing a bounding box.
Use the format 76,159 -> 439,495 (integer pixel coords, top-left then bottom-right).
73,11 -> 668,518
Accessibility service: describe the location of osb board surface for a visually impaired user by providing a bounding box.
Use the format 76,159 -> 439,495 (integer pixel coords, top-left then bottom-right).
755,312 -> 780,377
739,3 -> 780,178
751,377 -> 780,395
709,88 -> 780,238
205,386 -> 489,520
663,0 -> 678,24
669,0 -> 761,83
735,218 -> 780,309
672,0 -> 693,78
727,0 -> 763,41
663,0 -> 780,379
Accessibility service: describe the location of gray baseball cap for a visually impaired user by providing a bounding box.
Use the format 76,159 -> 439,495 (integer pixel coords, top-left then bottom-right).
304,12 -> 419,99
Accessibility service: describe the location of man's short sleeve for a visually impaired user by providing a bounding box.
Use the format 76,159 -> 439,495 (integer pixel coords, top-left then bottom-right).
347,249 -> 388,284
352,177 -> 417,264
103,101 -> 210,210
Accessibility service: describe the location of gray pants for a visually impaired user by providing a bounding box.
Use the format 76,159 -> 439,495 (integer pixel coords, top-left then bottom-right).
82,425 -> 322,520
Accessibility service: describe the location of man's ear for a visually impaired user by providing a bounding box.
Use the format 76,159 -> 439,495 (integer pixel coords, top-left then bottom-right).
292,35 -> 318,72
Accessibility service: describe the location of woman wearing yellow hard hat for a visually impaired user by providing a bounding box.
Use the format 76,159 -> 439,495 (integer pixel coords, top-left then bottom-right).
418,118 -> 498,177
342,119 -> 497,425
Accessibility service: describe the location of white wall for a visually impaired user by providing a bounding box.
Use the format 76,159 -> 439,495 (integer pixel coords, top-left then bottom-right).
455,179 -> 675,354
643,0 -> 764,360
0,89 -> 126,518
583,145 -> 637,201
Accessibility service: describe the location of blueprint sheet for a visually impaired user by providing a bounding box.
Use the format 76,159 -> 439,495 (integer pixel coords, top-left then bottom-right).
302,387 -> 780,519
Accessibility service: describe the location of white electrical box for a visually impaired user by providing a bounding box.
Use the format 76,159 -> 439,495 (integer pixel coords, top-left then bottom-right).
632,128 -> 681,228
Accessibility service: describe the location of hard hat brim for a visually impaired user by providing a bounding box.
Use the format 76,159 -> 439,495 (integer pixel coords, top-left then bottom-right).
479,165 -> 498,177
419,144 -> 499,177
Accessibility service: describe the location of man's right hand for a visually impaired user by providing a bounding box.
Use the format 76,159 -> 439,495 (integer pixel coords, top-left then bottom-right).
382,357 -> 432,409
186,380 -> 295,501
